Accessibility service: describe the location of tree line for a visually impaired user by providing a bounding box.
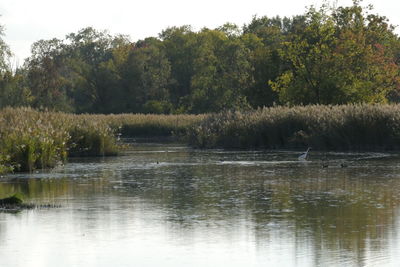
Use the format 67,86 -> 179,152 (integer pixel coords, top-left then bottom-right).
0,1 -> 399,114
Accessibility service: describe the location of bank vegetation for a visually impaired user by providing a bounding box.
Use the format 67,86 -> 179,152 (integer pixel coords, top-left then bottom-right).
188,104 -> 400,150
0,107 -> 204,173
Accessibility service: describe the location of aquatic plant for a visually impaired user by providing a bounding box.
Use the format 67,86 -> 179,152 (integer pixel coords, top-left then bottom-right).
0,107 -> 119,172
67,117 -> 119,157
0,107 -> 202,173
188,104 -> 400,150
4,104 -> 399,174
97,113 -> 206,137
0,107 -> 68,171
0,194 -> 23,205
0,193 -> 58,212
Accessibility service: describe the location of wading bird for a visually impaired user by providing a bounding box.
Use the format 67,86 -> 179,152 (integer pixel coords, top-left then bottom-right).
298,147 -> 311,161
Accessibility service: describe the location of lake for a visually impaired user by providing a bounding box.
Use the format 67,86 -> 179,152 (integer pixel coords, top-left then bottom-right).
1,142 -> 400,267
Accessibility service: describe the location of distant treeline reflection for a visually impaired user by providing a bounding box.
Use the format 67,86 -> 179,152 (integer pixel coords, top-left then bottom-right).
0,161 -> 398,265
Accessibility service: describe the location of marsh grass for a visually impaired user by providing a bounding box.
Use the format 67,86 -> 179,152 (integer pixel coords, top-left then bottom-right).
67,117 -> 119,157
100,113 -> 205,137
3,104 -> 398,174
188,104 -> 400,150
0,108 -> 202,173
0,107 -> 119,173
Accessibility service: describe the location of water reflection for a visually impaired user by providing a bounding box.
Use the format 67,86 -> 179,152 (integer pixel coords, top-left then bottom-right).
0,144 -> 400,266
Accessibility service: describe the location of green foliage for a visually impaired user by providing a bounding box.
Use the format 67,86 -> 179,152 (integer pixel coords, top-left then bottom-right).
270,2 -> 400,105
0,71 -> 32,108
1,2 -> 400,113
187,28 -> 253,113
121,38 -> 171,113
0,22 -> 11,74
159,26 -> 197,107
143,100 -> 172,114
65,28 -> 131,113
25,38 -> 73,111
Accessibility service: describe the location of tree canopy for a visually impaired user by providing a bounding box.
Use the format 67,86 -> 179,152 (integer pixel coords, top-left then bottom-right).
0,1 -> 399,113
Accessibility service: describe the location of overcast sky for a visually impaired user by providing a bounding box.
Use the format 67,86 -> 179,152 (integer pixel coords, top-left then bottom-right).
0,0 -> 399,64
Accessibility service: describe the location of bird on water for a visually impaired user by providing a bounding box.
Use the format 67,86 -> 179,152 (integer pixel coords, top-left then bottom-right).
298,147 -> 311,161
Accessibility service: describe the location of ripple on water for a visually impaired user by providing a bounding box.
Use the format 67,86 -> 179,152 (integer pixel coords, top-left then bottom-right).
1,144 -> 400,267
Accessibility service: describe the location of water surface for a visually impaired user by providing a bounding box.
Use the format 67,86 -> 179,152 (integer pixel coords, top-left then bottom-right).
1,143 -> 400,267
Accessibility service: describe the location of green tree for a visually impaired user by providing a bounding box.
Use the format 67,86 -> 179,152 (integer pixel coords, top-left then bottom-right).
0,21 -> 32,108
25,38 -> 73,111
121,38 -> 171,113
187,29 -> 252,113
66,27 -> 131,113
159,26 -> 197,109
0,70 -> 32,108
0,22 -> 11,73
270,2 -> 400,105
242,16 -> 291,107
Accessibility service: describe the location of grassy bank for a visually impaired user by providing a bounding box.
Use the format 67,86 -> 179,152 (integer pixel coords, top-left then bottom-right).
188,104 -> 400,150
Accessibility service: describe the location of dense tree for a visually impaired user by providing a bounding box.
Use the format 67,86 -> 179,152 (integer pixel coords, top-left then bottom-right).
25,38 -> 73,111
270,2 -> 400,105
242,16 -> 289,107
0,71 -> 32,108
65,27 -> 131,113
1,2 -> 399,113
121,38 -> 171,113
187,28 -> 252,113
159,26 -> 197,109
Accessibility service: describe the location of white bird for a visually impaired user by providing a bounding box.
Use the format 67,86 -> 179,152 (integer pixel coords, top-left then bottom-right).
298,147 -> 311,161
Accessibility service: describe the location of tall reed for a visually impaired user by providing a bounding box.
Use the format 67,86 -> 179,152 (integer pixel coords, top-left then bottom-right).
0,108 -> 203,173
0,107 -> 119,173
4,104 -> 397,174
96,113 -> 206,137
188,104 -> 400,150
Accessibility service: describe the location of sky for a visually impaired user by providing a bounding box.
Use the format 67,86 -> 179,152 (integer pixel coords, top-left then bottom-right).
0,0 -> 399,65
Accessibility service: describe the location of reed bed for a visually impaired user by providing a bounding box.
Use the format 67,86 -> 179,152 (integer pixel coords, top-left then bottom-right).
0,107 -> 118,173
0,108 -> 204,173
2,104 -> 399,174
97,113 -> 206,137
188,104 -> 400,150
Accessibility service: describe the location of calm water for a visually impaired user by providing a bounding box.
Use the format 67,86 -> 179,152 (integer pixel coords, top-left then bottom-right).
1,143 -> 400,267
